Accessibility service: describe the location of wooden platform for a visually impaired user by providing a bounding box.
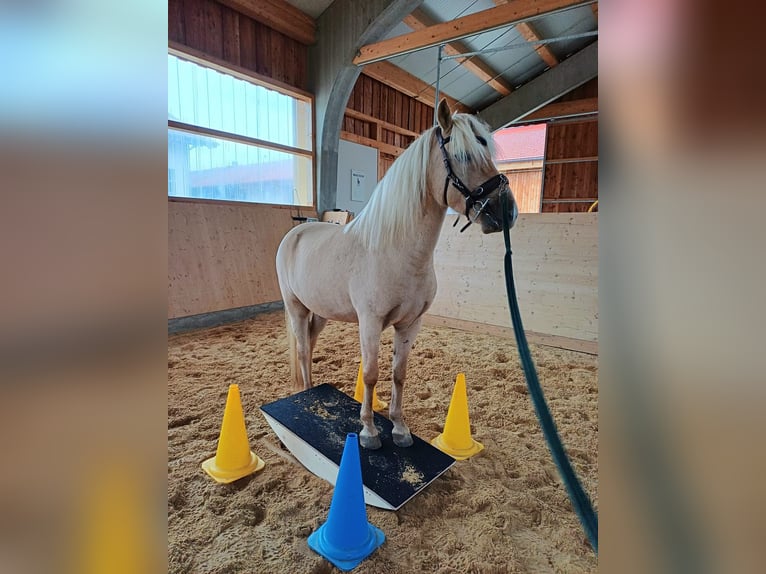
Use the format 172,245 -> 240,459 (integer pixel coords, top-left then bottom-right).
260,384 -> 456,510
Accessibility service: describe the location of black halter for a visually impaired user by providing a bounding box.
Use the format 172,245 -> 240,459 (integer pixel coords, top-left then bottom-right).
436,127 -> 507,232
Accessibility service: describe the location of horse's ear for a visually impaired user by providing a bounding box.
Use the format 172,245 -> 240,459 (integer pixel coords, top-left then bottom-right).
436,98 -> 453,135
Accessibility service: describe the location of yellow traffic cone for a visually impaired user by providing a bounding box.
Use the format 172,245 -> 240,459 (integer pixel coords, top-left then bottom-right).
431,373 -> 484,460
353,361 -> 388,412
202,384 -> 265,483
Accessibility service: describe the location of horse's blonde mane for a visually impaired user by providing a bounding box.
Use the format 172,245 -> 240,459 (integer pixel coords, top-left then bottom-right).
344,113 -> 495,250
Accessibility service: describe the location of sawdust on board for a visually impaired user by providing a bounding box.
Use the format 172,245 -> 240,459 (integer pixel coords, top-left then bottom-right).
308,401 -> 338,420
168,310 -> 598,574
401,463 -> 425,488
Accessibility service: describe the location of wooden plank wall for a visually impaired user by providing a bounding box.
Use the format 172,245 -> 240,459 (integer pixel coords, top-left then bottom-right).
541,78 -> 598,213
426,213 -> 598,353
168,0 -> 309,91
169,201 -> 316,318
343,75 -> 434,178
503,166 -> 543,213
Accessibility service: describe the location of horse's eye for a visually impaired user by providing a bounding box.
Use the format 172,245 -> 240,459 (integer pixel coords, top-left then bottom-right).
457,153 -> 472,163
476,136 -> 487,146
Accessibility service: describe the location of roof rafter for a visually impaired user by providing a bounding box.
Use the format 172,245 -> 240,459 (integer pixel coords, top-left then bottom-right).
492,0 -> 560,68
403,8 -> 513,96
353,0 -> 592,65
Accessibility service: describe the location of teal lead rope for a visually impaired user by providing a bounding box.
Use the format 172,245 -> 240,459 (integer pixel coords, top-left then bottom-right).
501,192 -> 599,554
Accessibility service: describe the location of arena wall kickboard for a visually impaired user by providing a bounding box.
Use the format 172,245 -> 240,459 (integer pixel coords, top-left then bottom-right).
260,384 -> 456,510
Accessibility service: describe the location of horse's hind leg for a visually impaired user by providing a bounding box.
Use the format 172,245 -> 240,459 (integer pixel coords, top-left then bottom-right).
285,298 -> 313,390
309,314 -> 327,353
390,317 -> 422,447
358,316 -> 383,450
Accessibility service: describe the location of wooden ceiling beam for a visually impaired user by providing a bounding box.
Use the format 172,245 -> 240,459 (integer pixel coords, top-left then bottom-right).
361,61 -> 473,114
404,8 -> 513,96
515,21 -> 560,67
493,0 -> 560,68
353,0 -> 591,65
216,0 -> 315,45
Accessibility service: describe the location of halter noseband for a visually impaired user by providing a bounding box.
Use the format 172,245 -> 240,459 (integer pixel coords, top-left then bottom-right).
436,127 -> 507,232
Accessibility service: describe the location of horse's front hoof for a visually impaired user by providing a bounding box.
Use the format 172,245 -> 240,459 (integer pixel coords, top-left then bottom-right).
359,433 -> 382,450
392,431 -> 413,448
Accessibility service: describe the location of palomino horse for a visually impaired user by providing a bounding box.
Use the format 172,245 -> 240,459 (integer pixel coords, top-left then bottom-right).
276,99 -> 518,450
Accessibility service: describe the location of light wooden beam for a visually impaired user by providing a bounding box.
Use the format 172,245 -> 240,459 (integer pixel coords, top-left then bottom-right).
216,0 -> 316,45
340,131 -> 404,157
404,8 -> 513,96
515,22 -> 560,67
493,0 -> 560,68
479,41 -> 597,130
517,96 -> 598,123
361,60 -> 472,114
345,108 -> 420,138
591,2 -> 598,23
353,0 -> 591,65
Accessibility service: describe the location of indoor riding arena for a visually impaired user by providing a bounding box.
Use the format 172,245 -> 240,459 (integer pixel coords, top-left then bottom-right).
168,1 -> 599,572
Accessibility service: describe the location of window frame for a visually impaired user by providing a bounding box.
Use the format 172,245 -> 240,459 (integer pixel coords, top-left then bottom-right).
167,44 -> 316,209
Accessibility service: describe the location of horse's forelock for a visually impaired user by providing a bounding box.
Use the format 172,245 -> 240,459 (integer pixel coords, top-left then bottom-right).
448,114 -> 495,171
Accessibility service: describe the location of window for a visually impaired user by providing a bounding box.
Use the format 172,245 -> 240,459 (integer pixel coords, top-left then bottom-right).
167,52 -> 313,206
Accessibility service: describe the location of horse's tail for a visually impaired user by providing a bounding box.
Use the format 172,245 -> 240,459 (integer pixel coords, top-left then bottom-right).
285,308 -> 303,391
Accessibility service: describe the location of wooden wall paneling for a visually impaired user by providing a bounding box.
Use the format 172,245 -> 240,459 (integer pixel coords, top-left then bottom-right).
221,8 -> 241,65
394,91 -> 403,147
403,96 -> 411,132
427,213 -> 598,348
281,34 -> 293,85
216,0 -> 315,46
202,0 -> 223,59
362,76 -> 373,117
237,15 -> 257,70
413,102 -> 422,135
168,201 -> 307,318
379,86 -> 388,133
169,0 -> 309,91
372,79 -> 381,131
169,0 -> 186,43
183,0 -> 206,50
504,168 -> 543,213
255,22 -> 272,78
542,119 -> 598,212
296,41 -> 308,89
275,33 -> 291,85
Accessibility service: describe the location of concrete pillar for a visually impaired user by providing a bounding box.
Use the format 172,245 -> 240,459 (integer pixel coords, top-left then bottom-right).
310,0 -> 424,213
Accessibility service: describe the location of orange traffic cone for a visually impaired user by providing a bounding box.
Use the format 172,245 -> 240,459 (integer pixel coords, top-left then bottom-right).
353,361 -> 387,412
431,373 -> 484,460
202,384 -> 265,483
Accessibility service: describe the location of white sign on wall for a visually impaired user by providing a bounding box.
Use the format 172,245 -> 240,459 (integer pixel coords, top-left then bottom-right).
351,170 -> 366,202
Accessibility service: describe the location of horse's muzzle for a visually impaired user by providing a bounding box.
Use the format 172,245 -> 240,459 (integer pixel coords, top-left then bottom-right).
478,191 -> 517,234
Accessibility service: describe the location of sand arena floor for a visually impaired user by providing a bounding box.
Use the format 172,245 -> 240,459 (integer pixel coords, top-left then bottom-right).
168,311 -> 598,573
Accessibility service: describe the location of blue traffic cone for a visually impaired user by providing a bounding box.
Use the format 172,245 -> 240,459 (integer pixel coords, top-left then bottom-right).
308,433 -> 385,571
